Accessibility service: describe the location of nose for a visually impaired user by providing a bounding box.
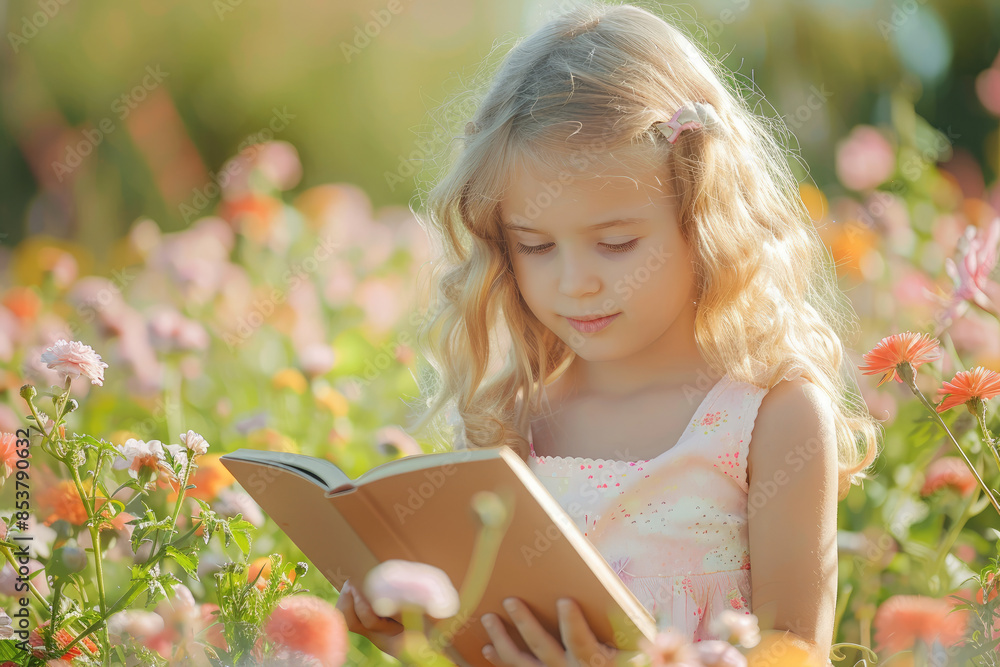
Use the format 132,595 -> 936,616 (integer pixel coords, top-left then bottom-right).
557,248 -> 601,297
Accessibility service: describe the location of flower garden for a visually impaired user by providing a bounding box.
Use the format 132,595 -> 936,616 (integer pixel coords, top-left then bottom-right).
2,12 -> 1000,667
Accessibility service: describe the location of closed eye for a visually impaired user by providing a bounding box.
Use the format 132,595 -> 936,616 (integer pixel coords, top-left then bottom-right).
514,239 -> 640,256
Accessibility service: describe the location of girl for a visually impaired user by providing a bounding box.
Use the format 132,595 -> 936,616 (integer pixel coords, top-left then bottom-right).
338,2 -> 881,665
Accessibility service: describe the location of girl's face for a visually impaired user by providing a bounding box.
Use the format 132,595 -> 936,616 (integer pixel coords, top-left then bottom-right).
501,155 -> 701,370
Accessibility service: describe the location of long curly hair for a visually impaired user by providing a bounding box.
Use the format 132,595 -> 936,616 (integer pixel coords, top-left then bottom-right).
404,1 -> 880,501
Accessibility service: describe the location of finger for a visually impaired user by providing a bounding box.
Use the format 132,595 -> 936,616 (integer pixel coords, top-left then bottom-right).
352,585 -> 405,635
482,612 -> 533,666
336,582 -> 367,635
557,599 -> 609,661
503,598 -> 566,666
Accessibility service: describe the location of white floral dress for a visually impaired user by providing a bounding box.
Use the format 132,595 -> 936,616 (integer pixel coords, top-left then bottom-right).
527,373 -> 769,642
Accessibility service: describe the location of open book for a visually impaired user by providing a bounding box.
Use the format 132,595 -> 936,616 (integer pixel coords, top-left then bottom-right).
220,445 -> 659,667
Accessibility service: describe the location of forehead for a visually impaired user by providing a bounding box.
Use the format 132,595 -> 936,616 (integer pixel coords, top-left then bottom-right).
500,149 -> 671,227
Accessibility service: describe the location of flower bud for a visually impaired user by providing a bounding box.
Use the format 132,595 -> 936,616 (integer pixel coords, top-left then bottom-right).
49,543 -> 88,577
20,384 -> 36,401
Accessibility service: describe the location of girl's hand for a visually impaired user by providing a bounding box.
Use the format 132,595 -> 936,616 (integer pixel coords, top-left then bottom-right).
336,578 -> 407,659
481,597 -> 635,666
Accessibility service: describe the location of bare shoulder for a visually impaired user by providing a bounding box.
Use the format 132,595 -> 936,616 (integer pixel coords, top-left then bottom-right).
747,375 -> 838,484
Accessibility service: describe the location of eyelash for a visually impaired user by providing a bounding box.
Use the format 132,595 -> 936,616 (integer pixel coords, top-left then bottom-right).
514,239 -> 641,256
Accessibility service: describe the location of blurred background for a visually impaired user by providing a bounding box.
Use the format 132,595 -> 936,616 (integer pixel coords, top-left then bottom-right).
3,0 -> 1000,662
2,0 -> 999,254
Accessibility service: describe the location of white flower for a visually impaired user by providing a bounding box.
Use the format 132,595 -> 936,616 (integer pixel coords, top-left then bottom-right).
112,439 -> 169,479
40,339 -> 109,386
709,609 -> 761,648
163,443 -> 189,478
0,608 -> 12,639
179,430 -> 209,456
107,609 -> 164,639
363,559 -> 460,619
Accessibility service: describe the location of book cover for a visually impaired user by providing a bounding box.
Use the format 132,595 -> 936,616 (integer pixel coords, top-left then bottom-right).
220,445 -> 658,667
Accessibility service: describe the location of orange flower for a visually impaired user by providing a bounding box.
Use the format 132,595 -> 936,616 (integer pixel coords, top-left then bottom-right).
248,556 -> 296,591
272,368 -> 308,394
37,480 -> 90,526
264,594 -> 349,667
920,457 -> 978,497
935,366 -> 1000,413
872,594 -> 970,653
29,622 -> 100,661
859,332 -> 942,387
172,454 -> 235,502
2,286 -> 41,321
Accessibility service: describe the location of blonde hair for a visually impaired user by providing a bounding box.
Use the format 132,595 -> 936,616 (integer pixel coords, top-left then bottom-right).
405,1 -> 880,501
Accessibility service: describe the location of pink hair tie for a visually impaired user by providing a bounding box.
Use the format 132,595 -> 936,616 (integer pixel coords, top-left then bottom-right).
655,102 -> 721,144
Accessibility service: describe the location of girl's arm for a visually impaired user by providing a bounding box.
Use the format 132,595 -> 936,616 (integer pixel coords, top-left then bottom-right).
745,375 -> 839,664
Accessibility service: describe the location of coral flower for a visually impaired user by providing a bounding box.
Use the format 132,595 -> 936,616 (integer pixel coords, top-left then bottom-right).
39,339 -> 109,386
37,480 -> 90,526
920,457 -> 978,497
859,332 -> 942,387
28,622 -> 100,661
872,594 -> 970,653
935,366 -> 1000,413
264,594 -> 349,667
0,432 -> 19,479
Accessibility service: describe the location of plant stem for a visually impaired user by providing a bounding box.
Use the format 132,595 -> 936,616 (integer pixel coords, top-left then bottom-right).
908,380 -> 1000,517
929,484 -> 980,585
69,466 -> 111,657
0,545 -> 48,607
974,406 -> 1000,477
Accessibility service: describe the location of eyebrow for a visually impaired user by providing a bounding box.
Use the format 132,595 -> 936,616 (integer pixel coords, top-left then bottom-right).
502,217 -> 647,233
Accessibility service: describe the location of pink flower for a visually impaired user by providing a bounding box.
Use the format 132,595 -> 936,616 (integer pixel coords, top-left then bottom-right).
363,559 -> 460,619
942,218 -> 1000,321
147,306 -> 210,352
976,51 -> 1000,116
298,343 -> 336,377
39,339 -> 108,386
264,594 -> 349,667
639,627 -> 702,666
835,125 -> 896,192
695,641 -> 747,667
921,457 -> 978,497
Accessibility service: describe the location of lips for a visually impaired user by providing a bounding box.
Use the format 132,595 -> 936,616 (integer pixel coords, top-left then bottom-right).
566,313 -> 620,321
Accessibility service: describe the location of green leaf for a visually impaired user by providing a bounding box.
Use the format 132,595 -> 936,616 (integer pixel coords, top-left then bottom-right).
166,546 -> 200,581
